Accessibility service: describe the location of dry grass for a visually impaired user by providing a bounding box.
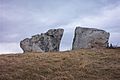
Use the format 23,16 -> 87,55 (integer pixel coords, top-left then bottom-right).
0,48 -> 120,80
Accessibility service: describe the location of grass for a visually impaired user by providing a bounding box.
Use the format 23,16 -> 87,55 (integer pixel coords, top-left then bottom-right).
0,48 -> 120,80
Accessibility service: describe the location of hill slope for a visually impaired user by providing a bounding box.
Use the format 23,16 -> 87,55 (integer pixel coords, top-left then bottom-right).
0,49 -> 120,80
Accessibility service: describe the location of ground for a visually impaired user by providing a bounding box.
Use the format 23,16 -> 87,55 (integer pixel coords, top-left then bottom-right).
0,48 -> 120,80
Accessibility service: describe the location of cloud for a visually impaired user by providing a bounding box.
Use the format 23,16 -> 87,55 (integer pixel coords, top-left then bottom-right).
0,42 -> 23,54
59,2 -> 120,50
0,0 -> 120,53
61,2 -> 120,29
109,32 -> 120,47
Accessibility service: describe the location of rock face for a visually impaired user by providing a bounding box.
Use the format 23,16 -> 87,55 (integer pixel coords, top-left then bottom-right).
72,27 -> 110,50
20,29 -> 64,53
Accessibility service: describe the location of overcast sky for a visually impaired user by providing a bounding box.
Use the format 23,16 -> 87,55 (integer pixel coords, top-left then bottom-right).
0,0 -> 120,53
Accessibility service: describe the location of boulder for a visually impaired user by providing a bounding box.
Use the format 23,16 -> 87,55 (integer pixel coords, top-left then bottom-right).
72,27 -> 110,50
20,29 -> 64,53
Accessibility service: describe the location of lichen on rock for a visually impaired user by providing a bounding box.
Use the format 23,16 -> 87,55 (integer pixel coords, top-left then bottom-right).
72,27 -> 110,50
20,29 -> 64,53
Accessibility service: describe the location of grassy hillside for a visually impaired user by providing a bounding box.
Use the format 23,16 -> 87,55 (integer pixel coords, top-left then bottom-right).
0,49 -> 120,80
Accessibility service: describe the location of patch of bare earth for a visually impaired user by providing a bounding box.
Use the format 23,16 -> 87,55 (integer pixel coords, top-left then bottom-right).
0,48 -> 120,80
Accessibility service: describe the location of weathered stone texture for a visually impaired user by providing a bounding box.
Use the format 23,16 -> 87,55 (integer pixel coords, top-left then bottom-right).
72,27 -> 110,50
20,29 -> 64,53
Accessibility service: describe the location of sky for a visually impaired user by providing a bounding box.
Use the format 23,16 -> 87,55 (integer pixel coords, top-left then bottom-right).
0,0 -> 120,54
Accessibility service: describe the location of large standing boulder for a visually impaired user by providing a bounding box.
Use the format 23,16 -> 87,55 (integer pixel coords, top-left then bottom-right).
72,27 -> 110,50
20,29 -> 64,53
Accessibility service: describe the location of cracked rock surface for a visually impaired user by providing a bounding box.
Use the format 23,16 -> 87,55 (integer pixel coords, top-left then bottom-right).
20,29 -> 64,53
72,27 -> 110,50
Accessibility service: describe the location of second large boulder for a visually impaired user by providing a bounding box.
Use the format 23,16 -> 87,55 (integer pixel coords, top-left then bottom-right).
72,27 -> 110,50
